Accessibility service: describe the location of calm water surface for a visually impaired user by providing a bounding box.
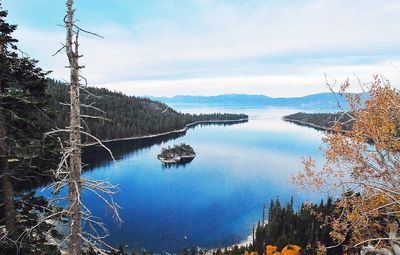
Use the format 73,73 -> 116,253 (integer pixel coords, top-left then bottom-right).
72,106 -> 328,253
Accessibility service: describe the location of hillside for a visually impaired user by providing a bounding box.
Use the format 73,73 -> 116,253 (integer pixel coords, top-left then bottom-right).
150,93 -> 367,109
283,112 -> 354,131
46,80 -> 248,142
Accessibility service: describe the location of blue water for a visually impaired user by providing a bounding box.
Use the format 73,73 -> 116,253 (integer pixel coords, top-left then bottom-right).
50,106 -> 329,253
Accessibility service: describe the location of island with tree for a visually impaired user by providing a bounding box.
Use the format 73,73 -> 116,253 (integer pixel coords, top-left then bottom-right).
157,143 -> 196,164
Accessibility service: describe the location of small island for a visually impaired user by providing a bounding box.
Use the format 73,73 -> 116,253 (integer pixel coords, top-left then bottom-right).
157,143 -> 196,164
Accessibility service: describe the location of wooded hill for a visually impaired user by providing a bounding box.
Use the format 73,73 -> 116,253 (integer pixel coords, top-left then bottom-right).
46,79 -> 248,143
283,112 -> 353,132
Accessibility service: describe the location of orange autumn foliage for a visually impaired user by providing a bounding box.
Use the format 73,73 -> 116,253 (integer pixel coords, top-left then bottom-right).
264,244 -> 301,255
281,245 -> 301,255
293,76 -> 400,254
265,245 -> 278,255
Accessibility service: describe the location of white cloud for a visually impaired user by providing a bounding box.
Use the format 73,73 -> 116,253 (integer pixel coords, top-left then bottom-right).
12,0 -> 400,96
99,63 -> 400,97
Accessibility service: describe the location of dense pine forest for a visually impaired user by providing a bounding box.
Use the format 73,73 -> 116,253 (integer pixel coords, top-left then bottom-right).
216,198 -> 342,255
47,79 -> 248,142
253,198 -> 341,255
283,112 -> 353,132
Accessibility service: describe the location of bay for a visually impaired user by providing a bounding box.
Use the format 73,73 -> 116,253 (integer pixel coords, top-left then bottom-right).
53,106 -> 329,253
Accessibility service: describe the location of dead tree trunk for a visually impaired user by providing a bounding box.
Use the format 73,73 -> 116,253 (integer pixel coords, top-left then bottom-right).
66,0 -> 82,254
0,42 -> 17,236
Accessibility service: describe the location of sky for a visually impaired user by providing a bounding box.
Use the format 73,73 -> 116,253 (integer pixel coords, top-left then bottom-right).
3,0 -> 400,97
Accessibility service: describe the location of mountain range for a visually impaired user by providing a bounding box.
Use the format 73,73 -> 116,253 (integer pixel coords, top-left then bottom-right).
149,92 -> 367,108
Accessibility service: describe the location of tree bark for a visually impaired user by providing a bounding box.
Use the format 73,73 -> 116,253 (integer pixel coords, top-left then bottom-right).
66,0 -> 82,254
0,41 -> 17,237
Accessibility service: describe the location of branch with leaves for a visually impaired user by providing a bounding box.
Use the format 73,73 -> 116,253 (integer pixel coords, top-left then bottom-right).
293,75 -> 400,255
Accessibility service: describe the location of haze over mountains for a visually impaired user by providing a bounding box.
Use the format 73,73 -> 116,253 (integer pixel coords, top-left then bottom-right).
149,92 -> 367,108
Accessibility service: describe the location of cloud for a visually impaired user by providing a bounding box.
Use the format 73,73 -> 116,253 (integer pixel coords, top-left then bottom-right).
99,63 -> 400,98
10,0 -> 400,96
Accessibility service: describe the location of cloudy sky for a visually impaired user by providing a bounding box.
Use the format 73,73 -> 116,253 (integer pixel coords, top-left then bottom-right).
3,0 -> 400,97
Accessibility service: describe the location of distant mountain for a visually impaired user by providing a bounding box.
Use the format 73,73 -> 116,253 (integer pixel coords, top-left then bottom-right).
149,93 -> 367,108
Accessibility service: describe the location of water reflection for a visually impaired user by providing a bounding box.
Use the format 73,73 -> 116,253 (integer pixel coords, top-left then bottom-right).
161,162 -> 190,169
75,107 -> 325,253
83,120 -> 248,170
83,132 -> 186,169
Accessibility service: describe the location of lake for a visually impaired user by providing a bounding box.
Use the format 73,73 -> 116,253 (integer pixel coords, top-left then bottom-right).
60,106 -> 329,253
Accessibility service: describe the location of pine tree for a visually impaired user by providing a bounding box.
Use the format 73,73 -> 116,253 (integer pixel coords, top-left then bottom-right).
0,4 -> 62,254
0,2 -> 52,238
0,2 -> 18,236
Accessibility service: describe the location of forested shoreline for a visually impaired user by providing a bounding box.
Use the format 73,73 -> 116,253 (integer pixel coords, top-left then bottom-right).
198,198 -> 343,255
282,112 -> 353,132
47,79 -> 248,143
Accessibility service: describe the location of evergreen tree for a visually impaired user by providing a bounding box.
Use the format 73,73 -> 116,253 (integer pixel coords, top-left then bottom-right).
45,79 -> 248,143
228,198 -> 343,255
0,1 -> 19,236
0,3 -> 60,254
